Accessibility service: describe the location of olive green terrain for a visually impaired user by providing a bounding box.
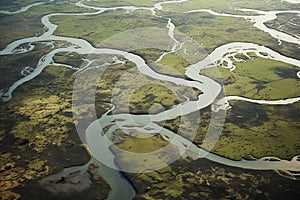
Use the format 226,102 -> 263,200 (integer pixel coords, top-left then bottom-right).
265,13 -> 300,40
0,2 -> 90,50
0,0 -> 299,199
0,64 -> 110,199
123,158 -> 300,199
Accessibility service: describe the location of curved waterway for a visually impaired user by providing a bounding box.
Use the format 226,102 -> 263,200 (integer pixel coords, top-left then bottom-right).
185,9 -> 300,45
0,0 -> 300,199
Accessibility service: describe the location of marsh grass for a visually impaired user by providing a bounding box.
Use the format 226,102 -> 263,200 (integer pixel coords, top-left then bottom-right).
214,54 -> 300,100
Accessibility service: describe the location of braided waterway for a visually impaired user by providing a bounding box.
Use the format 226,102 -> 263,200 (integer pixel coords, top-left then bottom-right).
0,0 -> 299,199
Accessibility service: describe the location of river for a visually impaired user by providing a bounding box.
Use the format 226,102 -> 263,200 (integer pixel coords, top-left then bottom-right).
0,0 -> 300,199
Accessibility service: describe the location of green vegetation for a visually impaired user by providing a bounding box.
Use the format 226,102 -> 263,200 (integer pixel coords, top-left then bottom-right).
200,101 -> 300,160
1,0 -> 300,199
152,54 -> 300,160
112,134 -> 179,173
0,0 -> 40,11
265,13 -> 300,39
83,0 -> 156,7
163,0 -> 234,13
52,9 -> 167,47
1,65 -> 77,151
232,0 -> 300,11
91,53 -> 197,114
129,83 -> 180,114
0,42 -> 68,92
0,153 -> 48,199
11,95 -> 71,152
157,53 -> 190,75
0,3 -> 90,50
116,132 -> 169,153
123,157 -> 300,199
0,63 -> 111,199
163,0 -> 299,13
204,54 -> 300,100
170,12 -> 284,54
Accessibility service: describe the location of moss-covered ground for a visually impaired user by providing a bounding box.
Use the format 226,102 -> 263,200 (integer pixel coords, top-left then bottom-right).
51,9 -> 168,48
0,2 -> 90,50
265,13 -> 300,39
1,0 -> 299,199
83,0 -> 156,7
123,158 -> 300,199
205,101 -> 300,160
203,54 -> 300,100
0,64 -> 110,199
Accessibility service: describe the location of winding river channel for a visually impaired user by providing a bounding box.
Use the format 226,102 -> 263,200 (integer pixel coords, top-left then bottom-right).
1,0 -> 300,199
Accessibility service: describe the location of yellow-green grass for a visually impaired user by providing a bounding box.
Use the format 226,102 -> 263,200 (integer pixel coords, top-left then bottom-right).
11,95 -> 72,152
163,0 -> 234,13
51,9 -> 167,47
201,101 -> 300,160
163,0 -> 298,14
124,156 -> 274,199
172,13 -> 272,53
112,134 -> 180,177
4,65 -> 77,152
0,65 -> 73,194
156,53 -> 190,76
232,0 -> 299,11
93,55 -> 197,114
128,83 -> 179,114
82,0 -> 156,7
265,13 -> 300,40
0,64 -> 108,199
116,132 -> 168,153
135,165 -> 186,198
213,55 -> 300,100
0,152 -> 50,199
0,3 -> 90,50
101,29 -> 175,53
110,75 -> 187,114
160,99 -> 299,160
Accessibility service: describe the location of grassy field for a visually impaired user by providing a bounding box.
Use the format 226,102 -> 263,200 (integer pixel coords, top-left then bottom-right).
0,2 -> 90,50
265,13 -> 300,39
0,64 -> 112,199
167,11 -> 300,59
52,9 -> 168,48
0,42 -> 71,92
45,0 -> 300,60
204,101 -> 300,160
202,54 -> 300,100
68,14 -> 300,161
163,0 -> 299,13
177,54 -> 300,160
122,157 -> 300,199
163,0 -> 234,13
231,0 -> 300,11
82,0 -> 156,7
1,0 -> 299,198
0,0 -> 41,11
156,100 -> 300,161
156,53 -> 190,76
96,61 -> 195,114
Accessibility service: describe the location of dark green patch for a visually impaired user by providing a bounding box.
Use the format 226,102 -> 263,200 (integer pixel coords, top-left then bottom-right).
227,101 -> 269,128
274,66 -> 299,79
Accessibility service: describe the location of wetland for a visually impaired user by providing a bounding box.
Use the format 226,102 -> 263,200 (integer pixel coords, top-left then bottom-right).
0,0 -> 299,199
